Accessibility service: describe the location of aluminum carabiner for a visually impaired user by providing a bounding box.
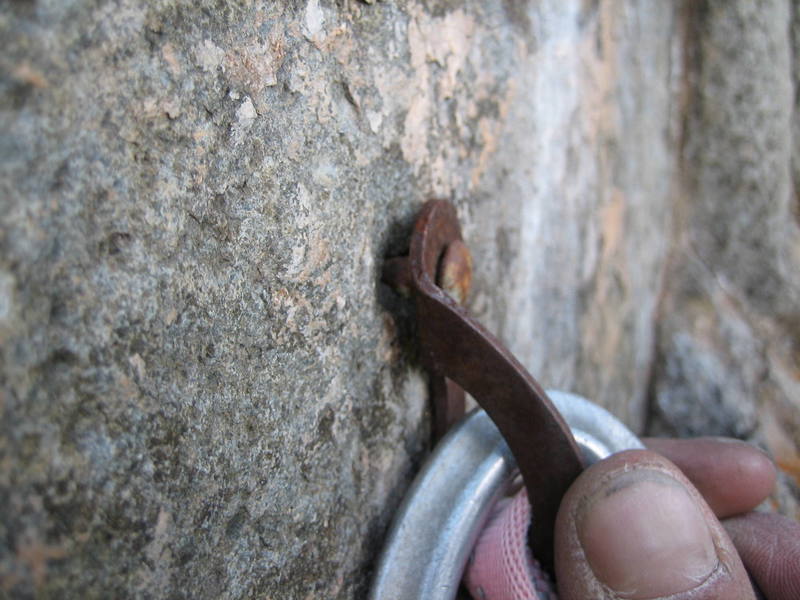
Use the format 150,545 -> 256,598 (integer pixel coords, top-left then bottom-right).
370,391 -> 644,600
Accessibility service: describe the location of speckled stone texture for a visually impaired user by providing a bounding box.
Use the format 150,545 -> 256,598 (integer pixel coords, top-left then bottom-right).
0,1 -> 797,598
648,0 -> 800,519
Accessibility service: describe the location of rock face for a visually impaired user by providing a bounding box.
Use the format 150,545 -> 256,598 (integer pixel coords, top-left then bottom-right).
0,0 -> 797,598
648,0 -> 800,518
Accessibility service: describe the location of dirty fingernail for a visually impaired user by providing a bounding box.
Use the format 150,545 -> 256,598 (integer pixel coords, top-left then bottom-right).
577,470 -> 718,599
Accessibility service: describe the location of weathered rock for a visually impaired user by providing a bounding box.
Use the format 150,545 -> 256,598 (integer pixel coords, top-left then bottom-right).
648,0 -> 800,518
0,0 -> 797,598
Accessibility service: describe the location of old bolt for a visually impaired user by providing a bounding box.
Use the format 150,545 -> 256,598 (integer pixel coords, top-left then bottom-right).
437,239 -> 473,305
382,256 -> 413,298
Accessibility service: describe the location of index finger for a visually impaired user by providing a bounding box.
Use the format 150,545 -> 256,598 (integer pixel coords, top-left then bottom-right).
643,437 -> 777,519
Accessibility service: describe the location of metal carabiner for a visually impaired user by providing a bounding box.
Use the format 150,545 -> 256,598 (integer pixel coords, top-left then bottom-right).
370,391 -> 645,600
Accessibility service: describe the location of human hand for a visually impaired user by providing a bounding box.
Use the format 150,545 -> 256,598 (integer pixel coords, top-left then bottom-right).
554,438 -> 800,600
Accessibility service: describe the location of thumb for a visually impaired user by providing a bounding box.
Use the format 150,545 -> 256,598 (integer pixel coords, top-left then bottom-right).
554,450 -> 755,600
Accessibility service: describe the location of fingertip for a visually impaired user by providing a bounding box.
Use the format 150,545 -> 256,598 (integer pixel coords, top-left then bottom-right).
733,443 -> 777,504
555,450 -> 756,600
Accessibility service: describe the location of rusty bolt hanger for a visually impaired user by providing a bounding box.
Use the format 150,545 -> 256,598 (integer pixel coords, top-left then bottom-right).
383,228 -> 472,441
382,200 -> 585,575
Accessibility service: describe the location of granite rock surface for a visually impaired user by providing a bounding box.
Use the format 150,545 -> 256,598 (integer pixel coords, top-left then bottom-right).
649,0 -> 800,518
1,1 -> 797,598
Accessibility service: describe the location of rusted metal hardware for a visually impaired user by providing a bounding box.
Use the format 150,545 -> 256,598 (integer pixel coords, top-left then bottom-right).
383,224 -> 472,442
382,200 -> 585,574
